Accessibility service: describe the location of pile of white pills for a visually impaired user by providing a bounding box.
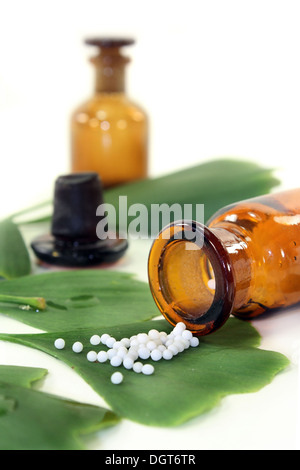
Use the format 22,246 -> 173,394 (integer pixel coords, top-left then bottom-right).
54,322 -> 199,385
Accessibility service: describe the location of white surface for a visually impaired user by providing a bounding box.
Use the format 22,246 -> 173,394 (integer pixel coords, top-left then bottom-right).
0,0 -> 300,450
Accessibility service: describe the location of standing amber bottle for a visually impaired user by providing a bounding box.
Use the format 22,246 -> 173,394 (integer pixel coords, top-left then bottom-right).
71,38 -> 148,188
148,188 -> 300,336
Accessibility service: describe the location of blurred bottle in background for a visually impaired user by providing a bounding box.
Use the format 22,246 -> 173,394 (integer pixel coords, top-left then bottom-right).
71,38 -> 148,188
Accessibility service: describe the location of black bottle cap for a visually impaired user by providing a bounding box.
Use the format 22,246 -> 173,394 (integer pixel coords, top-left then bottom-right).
51,172 -> 103,242
31,172 -> 128,267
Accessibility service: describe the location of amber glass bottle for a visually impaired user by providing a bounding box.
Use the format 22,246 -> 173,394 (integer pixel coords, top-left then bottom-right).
71,38 -> 148,188
148,188 -> 300,336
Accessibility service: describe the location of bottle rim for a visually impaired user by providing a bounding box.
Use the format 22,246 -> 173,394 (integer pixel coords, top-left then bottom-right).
147,220 -> 236,336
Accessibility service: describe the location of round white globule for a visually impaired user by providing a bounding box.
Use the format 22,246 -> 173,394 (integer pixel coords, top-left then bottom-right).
162,349 -> 173,360
116,346 -> 128,358
54,338 -> 65,350
148,329 -> 160,340
150,349 -> 163,361
120,338 -> 130,348
110,355 -> 123,367
138,347 -> 150,360
133,362 -> 143,373
107,348 -> 117,360
181,330 -> 193,341
106,337 -> 116,348
142,364 -> 155,375
100,333 -> 110,345
168,344 -> 179,355
111,372 -> 123,385
137,333 -> 149,344
97,350 -> 108,363
146,340 -> 157,352
87,351 -> 97,362
190,336 -> 200,347
90,335 -> 101,346
72,341 -> 83,353
123,356 -> 134,369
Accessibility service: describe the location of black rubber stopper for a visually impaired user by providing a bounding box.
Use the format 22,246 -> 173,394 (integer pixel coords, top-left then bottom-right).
31,173 -> 128,267
85,38 -> 135,48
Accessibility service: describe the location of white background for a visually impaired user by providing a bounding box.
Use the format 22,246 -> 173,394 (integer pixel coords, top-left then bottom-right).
1,0 -> 300,216
0,0 -> 300,450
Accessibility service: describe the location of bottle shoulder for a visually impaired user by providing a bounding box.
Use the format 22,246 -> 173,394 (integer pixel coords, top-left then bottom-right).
208,189 -> 300,228
72,93 -> 147,122
207,201 -> 270,231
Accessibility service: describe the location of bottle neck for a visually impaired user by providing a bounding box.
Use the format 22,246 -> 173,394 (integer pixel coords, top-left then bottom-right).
208,222 -> 252,311
91,48 -> 129,94
148,221 -> 252,336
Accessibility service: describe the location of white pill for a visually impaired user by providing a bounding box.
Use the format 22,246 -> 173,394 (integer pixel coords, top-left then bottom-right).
181,339 -> 190,349
97,350 -> 108,363
87,351 -> 97,362
137,333 -> 149,344
151,349 -> 163,361
128,347 -> 139,360
123,356 -> 134,369
113,341 -> 121,349
106,337 -> 116,348
174,335 -> 185,344
111,371 -> 123,384
138,347 -> 150,360
181,330 -> 193,341
54,338 -> 65,350
90,334 -> 101,346
173,340 -> 184,353
173,325 -> 184,336
168,344 -> 179,355
130,339 -> 139,348
165,339 -> 174,347
110,355 -> 122,367
162,349 -> 173,360
100,333 -> 110,345
157,344 -> 166,352
146,340 -> 157,351
148,329 -> 160,340
120,337 -> 130,348
116,346 -> 128,358
107,348 -> 117,360
154,337 -> 163,346
142,364 -> 155,375
72,341 -> 83,353
190,336 -> 200,347
176,322 -> 186,331
159,332 -> 168,344
133,362 -> 143,373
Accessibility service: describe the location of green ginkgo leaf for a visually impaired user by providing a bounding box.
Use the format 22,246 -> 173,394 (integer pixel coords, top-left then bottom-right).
0,218 -> 31,280
0,270 -> 157,332
13,159 -> 280,233
0,365 -> 120,450
0,318 -> 289,427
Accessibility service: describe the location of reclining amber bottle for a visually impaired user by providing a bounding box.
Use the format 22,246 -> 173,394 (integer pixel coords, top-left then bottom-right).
148,188 -> 300,336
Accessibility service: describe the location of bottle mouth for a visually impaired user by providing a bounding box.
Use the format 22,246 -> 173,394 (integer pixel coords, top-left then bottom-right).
148,221 -> 235,335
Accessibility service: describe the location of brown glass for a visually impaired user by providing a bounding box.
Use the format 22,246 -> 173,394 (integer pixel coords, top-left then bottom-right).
71,38 -> 148,188
148,188 -> 300,335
